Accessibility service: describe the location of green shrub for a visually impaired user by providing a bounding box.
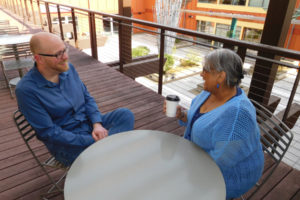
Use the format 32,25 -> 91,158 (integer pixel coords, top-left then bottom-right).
132,46 -> 150,58
164,54 -> 175,73
175,38 -> 181,44
180,53 -> 201,67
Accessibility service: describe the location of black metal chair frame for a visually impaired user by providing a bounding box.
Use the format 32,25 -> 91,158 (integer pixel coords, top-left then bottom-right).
242,99 -> 294,199
13,110 -> 69,199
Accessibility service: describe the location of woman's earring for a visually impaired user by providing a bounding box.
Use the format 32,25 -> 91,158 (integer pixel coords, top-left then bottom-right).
217,83 -> 220,88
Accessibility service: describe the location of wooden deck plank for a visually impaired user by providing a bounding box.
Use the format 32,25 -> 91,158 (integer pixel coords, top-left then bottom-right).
291,190 -> 300,200
243,161 -> 293,199
264,169 -> 300,200
0,170 -> 64,199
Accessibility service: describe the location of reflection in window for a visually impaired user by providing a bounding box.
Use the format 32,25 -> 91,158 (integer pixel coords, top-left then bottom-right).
221,0 -> 246,5
248,0 -> 269,8
243,28 -> 262,43
214,23 -> 241,47
198,0 -> 217,3
215,23 -> 241,39
196,20 -> 215,44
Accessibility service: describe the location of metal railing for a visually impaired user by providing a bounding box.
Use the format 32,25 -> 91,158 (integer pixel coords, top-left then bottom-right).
2,0 -> 300,125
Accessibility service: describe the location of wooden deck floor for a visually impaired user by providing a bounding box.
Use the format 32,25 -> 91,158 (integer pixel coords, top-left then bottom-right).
0,44 -> 299,200
0,45 -> 185,199
0,6 -> 299,198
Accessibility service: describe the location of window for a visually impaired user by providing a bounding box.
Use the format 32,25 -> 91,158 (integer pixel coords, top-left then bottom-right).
196,20 -> 214,44
243,28 -> 262,43
215,23 -> 241,39
67,16 -> 78,26
221,0 -> 246,5
103,17 -> 119,34
52,17 -> 66,24
248,0 -> 269,8
214,23 -> 241,47
198,0 -> 217,3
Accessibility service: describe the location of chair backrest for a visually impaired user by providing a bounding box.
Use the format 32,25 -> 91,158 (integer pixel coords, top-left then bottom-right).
13,110 -> 68,196
246,99 -> 294,199
13,110 -> 37,153
13,110 -> 68,167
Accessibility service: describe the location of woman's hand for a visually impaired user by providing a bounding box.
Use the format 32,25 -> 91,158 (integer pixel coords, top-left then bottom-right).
164,100 -> 187,122
176,105 -> 187,122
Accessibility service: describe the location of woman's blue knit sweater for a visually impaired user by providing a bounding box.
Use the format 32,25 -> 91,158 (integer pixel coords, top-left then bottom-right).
180,90 -> 264,199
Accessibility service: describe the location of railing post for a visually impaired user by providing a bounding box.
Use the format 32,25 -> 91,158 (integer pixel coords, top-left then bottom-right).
237,46 -> 247,62
88,12 -> 98,60
248,0 -> 297,105
71,8 -> 78,48
158,29 -> 165,95
37,0 -> 44,30
57,5 -> 64,41
19,0 -> 25,18
282,68 -> 300,122
30,0 -> 36,25
45,2 -> 52,33
11,0 -> 16,14
24,0 -> 30,21
14,0 -> 20,16
118,19 -> 123,73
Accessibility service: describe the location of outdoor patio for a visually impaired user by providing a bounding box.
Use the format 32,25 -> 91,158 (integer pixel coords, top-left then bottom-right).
0,2 -> 300,200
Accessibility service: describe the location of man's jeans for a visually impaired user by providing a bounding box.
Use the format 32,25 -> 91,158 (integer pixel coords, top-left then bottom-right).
55,108 -> 134,166
102,108 -> 135,135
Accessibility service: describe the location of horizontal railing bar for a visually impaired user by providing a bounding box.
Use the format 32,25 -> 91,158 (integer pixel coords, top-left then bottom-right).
36,0 -> 300,60
246,53 -> 300,69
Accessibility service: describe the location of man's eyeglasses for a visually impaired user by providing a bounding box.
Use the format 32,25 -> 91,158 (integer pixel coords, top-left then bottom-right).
38,46 -> 69,59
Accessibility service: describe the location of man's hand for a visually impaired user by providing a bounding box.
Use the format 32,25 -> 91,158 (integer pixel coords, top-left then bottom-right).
92,123 -> 108,141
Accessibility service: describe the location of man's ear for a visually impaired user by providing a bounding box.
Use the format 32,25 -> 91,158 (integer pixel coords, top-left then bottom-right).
34,54 -> 42,63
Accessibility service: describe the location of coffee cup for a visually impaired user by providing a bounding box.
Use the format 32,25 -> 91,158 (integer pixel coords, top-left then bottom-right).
166,95 -> 180,117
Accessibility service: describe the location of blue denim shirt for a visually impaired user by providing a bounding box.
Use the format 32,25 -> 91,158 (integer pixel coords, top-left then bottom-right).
16,63 -> 102,165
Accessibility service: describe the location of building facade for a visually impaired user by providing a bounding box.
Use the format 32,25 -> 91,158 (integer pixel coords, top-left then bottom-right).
132,0 -> 300,51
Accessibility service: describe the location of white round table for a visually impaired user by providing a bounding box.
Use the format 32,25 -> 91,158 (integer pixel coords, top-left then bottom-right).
64,130 -> 226,200
0,34 -> 32,45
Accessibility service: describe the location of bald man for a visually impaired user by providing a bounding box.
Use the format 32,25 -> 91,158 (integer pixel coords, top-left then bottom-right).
16,32 -> 134,166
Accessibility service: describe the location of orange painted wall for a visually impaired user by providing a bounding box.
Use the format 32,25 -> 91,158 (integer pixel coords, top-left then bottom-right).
131,0 -> 300,52
132,0 -> 155,33
284,0 -> 300,51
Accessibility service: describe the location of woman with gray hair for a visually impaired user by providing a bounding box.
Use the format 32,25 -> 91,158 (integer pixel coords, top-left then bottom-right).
166,48 -> 264,199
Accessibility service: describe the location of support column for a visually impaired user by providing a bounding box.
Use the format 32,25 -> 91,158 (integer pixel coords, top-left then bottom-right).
118,0 -> 132,72
248,0 -> 297,105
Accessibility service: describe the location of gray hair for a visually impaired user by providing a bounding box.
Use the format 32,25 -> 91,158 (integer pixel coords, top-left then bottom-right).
203,48 -> 244,87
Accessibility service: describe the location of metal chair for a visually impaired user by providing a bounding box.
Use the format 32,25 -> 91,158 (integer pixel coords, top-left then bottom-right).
13,110 -> 69,199
0,42 -> 34,98
241,99 -> 294,199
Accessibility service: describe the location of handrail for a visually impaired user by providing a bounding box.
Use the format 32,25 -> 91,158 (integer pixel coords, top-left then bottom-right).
2,0 -> 300,122
34,0 -> 300,60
